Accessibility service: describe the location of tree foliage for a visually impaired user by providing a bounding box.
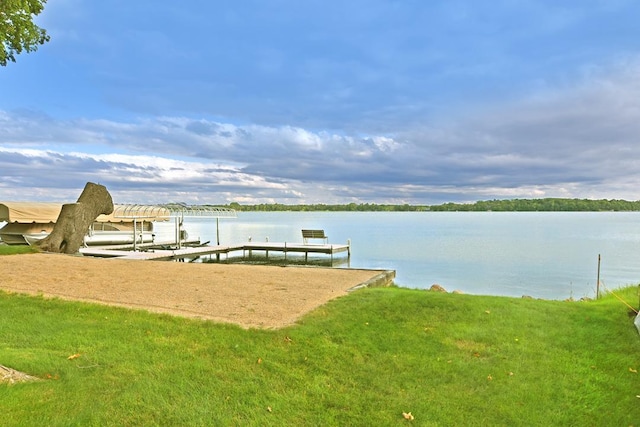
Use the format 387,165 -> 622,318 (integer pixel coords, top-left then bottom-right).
222,202 -> 429,212
428,198 -> 640,212
0,0 -> 49,66
217,198 -> 640,212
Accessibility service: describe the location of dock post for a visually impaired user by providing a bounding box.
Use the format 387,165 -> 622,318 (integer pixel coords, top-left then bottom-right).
133,218 -> 138,252
347,239 -> 351,258
596,254 -> 601,299
284,242 -> 287,260
215,218 -> 221,261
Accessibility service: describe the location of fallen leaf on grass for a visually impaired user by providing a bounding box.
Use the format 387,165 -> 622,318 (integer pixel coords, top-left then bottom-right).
67,353 -> 81,360
267,406 -> 272,412
402,411 -> 414,420
487,375 -> 493,381
629,367 -> 637,373
257,358 -> 262,364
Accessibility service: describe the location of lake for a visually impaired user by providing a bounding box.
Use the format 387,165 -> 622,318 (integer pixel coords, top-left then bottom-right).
154,211 -> 640,300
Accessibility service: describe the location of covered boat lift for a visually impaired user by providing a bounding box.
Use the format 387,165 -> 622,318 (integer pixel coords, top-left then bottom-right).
158,203 -> 237,249
106,203 -> 237,250
0,202 -> 173,245
0,202 -> 233,247
0,202 -> 63,245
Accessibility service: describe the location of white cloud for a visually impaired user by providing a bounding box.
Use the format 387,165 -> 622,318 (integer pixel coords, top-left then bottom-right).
3,56 -> 640,204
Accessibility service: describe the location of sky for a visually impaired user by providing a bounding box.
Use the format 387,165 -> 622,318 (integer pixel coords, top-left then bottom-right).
2,0 -> 640,205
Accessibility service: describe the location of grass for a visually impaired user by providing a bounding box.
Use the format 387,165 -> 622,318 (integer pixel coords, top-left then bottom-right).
0,244 -> 39,255
0,272 -> 639,425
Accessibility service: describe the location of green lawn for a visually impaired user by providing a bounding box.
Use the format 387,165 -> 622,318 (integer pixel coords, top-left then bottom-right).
0,245 -> 39,255
0,267 -> 638,425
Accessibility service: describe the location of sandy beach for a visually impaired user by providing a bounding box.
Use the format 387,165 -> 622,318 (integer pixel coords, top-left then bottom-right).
0,253 -> 392,329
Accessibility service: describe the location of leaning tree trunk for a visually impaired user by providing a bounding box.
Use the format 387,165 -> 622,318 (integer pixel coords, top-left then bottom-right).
37,182 -> 114,254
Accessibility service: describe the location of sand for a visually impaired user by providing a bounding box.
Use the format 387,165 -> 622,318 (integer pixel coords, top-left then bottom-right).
0,253 -> 391,329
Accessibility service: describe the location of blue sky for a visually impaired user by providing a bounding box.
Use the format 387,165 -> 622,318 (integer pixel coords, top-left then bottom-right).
2,0 -> 640,205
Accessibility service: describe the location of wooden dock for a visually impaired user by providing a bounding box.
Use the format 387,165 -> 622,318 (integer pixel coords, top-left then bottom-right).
241,242 -> 350,261
79,240 -> 351,262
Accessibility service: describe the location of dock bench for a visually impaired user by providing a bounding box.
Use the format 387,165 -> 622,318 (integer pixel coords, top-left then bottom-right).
302,229 -> 328,244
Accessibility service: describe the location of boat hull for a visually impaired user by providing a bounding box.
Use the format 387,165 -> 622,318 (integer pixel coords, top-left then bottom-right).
22,231 -> 155,246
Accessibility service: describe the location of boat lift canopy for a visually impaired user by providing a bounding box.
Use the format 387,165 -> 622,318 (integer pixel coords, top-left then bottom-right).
1,202 -> 173,224
158,203 -> 237,219
0,202 -> 62,224
1,202 -> 237,223
108,205 -> 171,221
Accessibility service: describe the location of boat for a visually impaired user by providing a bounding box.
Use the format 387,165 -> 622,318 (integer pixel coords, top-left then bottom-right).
0,222 -> 52,245
22,229 -> 156,247
83,222 -> 156,246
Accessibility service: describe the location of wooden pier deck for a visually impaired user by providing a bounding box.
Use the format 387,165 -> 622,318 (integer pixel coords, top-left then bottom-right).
79,240 -> 351,262
241,242 -> 350,261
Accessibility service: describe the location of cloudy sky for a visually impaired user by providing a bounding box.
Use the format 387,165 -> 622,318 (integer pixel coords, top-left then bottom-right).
2,0 -> 640,205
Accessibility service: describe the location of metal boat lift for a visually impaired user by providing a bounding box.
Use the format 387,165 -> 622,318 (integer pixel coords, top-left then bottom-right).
113,203 -> 237,251
111,204 -> 171,252
159,203 -> 237,249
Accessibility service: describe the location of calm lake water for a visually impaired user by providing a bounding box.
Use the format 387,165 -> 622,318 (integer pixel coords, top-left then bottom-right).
153,211 -> 640,300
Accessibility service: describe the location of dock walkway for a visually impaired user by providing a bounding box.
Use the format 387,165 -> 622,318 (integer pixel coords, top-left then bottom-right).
80,240 -> 351,262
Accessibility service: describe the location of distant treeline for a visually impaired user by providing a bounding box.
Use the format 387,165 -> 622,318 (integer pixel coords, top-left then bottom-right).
222,202 -> 429,212
429,198 -> 640,211
215,198 -> 640,212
